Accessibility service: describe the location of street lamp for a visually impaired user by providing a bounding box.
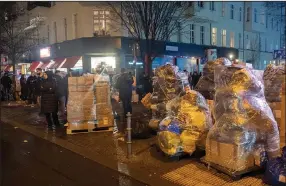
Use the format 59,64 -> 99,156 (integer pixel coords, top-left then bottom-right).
229,54 -> 233,60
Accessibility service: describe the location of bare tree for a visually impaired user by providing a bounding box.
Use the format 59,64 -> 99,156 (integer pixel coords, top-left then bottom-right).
264,2 -> 286,49
106,2 -> 191,75
0,2 -> 44,75
246,35 -> 260,69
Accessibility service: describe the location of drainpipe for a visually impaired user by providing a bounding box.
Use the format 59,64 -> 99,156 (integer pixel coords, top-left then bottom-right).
210,22 -> 212,46
242,2 -> 245,61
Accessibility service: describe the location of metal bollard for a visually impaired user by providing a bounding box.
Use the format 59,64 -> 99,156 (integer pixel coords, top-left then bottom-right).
126,112 -> 132,158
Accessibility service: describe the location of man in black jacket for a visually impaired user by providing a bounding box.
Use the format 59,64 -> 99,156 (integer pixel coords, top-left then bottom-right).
54,71 -> 67,120
1,73 -> 12,101
115,68 -> 134,118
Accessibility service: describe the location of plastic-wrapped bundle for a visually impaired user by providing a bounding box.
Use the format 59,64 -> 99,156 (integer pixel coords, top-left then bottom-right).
205,65 -> 280,173
157,90 -> 212,157
263,64 -> 285,102
264,146 -> 286,185
195,57 -> 232,100
146,64 -> 189,130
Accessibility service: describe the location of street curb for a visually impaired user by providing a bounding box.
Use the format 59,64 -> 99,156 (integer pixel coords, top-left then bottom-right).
1,117 -> 176,186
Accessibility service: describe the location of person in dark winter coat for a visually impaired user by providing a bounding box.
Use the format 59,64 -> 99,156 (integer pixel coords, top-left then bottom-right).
40,71 -> 60,128
54,71 -> 67,119
20,74 -> 28,101
115,68 -> 134,117
27,72 -> 38,105
192,71 -> 200,88
1,73 -> 12,101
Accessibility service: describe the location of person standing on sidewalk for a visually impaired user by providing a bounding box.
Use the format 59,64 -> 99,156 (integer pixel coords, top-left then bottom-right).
35,68 -> 43,107
1,72 -> 12,101
115,68 -> 134,118
20,74 -> 28,101
27,72 -> 37,106
54,70 -> 67,122
40,71 -> 60,128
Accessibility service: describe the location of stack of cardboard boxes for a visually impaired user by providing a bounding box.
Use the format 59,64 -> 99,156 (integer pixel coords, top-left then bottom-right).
95,82 -> 114,128
67,76 -> 96,130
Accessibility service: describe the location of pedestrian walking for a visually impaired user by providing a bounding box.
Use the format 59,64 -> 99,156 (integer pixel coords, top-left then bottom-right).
40,71 -> 60,128
0,72 -> 12,101
115,68 -> 134,118
20,74 -> 28,101
54,70 -> 67,121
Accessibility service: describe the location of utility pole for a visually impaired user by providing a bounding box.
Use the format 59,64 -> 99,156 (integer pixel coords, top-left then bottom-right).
242,2 -> 245,62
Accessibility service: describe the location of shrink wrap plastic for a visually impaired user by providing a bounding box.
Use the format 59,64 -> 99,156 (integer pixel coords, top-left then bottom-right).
195,57 -> 232,100
205,65 -> 280,173
157,91 -> 212,157
263,64 -> 285,102
147,64 -> 188,130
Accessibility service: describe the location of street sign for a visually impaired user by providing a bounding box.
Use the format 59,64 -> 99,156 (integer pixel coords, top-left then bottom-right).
273,49 -> 286,60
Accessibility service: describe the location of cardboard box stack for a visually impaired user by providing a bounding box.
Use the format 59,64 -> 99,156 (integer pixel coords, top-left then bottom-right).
67,76 -> 96,129
208,140 -> 255,171
132,90 -> 139,103
95,82 -> 114,128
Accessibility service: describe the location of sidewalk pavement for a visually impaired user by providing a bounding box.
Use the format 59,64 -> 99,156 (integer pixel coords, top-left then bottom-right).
1,102 -> 267,186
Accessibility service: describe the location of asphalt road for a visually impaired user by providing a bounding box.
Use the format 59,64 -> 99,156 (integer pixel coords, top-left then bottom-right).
1,122 -> 147,186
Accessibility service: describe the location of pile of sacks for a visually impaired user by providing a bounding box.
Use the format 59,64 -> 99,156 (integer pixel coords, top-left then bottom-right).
263,64 -> 285,102
195,57 -> 232,100
157,90 -> 212,156
205,64 -> 280,172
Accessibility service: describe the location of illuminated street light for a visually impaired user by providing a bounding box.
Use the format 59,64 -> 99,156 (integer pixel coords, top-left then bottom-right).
229,54 -> 233,60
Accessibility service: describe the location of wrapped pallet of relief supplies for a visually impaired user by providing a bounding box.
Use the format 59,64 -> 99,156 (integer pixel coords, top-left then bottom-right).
195,57 -> 232,100
205,64 -> 280,174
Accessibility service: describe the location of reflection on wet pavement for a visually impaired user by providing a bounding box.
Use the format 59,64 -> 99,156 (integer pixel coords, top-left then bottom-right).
1,104 -> 268,186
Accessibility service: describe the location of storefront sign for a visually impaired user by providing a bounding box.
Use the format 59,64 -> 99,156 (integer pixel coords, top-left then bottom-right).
166,46 -> 178,52
40,47 -> 51,58
207,49 -> 217,61
273,50 -> 286,59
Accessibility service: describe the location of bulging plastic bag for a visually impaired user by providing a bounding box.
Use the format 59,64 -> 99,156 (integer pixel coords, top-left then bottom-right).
157,90 -> 212,157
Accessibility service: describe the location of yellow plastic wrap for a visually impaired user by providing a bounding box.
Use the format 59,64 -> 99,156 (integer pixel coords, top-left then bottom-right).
157,90 -> 212,157
205,65 -> 280,173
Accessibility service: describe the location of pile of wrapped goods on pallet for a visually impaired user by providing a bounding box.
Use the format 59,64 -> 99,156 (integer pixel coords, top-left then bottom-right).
67,76 -> 96,130
142,63 -> 213,157
205,64 -> 280,175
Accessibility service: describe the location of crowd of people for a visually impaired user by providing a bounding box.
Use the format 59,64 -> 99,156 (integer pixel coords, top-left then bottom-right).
1,66 -> 202,128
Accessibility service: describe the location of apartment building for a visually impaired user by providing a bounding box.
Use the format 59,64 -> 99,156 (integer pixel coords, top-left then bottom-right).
174,1 -> 284,69
23,1 -> 283,72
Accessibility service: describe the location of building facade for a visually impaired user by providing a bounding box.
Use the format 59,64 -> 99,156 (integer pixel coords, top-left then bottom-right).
22,1 -> 284,72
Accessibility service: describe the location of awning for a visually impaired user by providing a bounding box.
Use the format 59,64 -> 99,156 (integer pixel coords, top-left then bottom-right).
49,58 -> 66,69
3,65 -> 12,71
29,61 -> 41,72
39,61 -> 51,70
59,56 -> 81,69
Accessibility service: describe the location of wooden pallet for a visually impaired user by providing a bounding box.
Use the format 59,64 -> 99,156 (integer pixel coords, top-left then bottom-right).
65,122 -> 113,135
200,157 -> 261,180
66,126 -> 113,135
